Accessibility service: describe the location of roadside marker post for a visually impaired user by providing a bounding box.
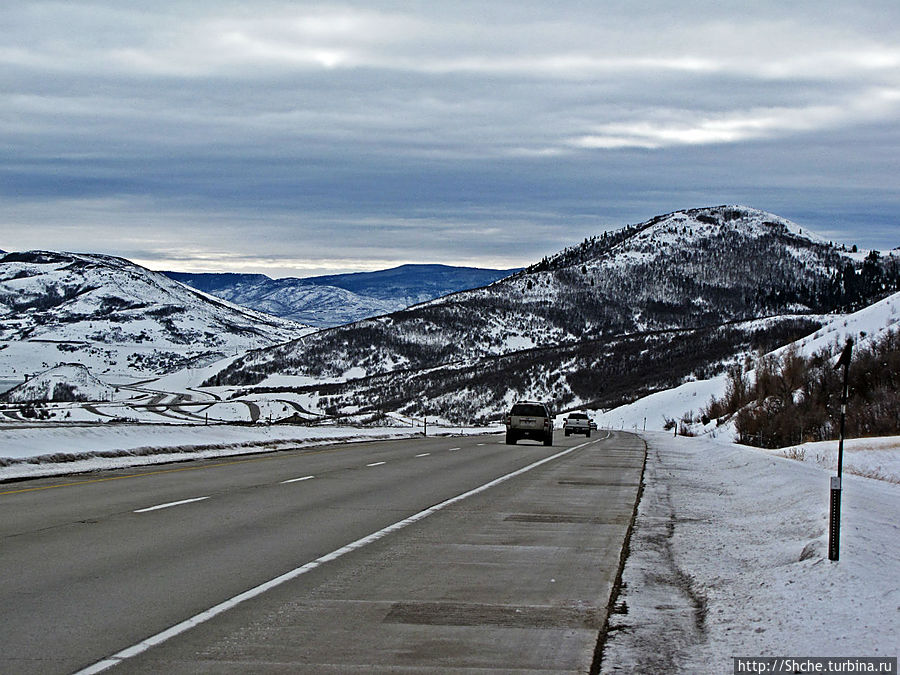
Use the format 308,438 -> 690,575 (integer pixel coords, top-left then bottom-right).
829,338 -> 852,562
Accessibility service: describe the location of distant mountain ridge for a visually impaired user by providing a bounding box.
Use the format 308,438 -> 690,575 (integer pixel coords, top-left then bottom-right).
300,264 -> 521,302
164,265 -> 519,327
206,206 -> 900,423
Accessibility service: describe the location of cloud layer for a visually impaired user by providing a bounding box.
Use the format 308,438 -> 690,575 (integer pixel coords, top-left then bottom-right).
2,1 -> 899,273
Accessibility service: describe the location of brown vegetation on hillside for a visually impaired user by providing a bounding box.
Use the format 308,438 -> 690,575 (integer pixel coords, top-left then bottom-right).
704,329 -> 900,448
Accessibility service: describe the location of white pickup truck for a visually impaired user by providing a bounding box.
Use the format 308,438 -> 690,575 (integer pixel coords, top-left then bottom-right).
563,411 -> 592,437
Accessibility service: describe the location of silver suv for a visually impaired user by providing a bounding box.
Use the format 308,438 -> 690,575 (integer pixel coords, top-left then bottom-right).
505,401 -> 553,446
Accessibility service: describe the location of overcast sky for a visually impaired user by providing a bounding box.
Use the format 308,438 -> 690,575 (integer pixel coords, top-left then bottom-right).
2,1 -> 899,276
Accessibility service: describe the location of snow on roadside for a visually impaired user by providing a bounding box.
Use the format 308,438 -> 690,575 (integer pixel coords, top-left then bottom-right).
595,374 -> 728,433
769,437 -> 900,484
0,423 -> 501,481
601,432 -> 899,673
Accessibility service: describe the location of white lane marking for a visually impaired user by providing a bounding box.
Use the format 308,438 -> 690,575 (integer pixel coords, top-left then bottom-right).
75,439 -> 597,675
476,443 -> 486,446
366,461 -> 386,467
280,475 -> 315,484
448,447 -> 460,452
415,453 -> 430,458
133,497 -> 209,514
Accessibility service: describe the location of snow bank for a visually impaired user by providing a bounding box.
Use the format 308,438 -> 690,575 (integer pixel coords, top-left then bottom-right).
601,432 -> 899,672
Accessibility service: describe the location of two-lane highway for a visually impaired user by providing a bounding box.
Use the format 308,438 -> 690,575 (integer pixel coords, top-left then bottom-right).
1,430 -> 645,674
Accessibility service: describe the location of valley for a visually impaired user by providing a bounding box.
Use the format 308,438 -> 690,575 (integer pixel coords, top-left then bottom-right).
2,206 -> 898,438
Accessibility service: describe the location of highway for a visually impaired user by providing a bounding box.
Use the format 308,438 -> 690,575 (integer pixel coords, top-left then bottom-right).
0,430 -> 645,674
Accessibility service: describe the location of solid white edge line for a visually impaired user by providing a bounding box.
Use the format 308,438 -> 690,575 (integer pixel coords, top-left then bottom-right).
74,438 -> 597,675
280,475 -> 315,484
133,497 -> 209,513
366,461 -> 386,467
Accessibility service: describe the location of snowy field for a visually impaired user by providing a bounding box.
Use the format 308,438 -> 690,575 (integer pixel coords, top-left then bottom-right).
602,431 -> 899,672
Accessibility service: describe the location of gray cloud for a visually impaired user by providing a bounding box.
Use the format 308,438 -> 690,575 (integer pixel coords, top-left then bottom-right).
2,1 -> 898,274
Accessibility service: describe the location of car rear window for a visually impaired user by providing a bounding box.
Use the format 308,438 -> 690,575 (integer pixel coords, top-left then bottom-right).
569,413 -> 588,419
511,404 -> 547,417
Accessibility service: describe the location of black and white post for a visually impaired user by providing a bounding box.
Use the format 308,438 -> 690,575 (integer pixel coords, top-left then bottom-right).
829,338 -> 853,562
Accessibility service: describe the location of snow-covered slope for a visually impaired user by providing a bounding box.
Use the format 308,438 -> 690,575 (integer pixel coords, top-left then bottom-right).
597,289 -> 900,436
2,363 -> 115,403
207,206 -> 899,422
774,289 -> 900,359
0,250 -> 312,382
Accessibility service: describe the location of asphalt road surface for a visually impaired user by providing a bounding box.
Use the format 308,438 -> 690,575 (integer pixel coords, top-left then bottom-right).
0,430 -> 645,674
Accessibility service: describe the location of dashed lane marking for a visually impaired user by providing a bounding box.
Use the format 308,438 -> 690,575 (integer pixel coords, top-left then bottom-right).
133,497 -> 209,513
0,441 -> 396,497
74,438 -> 599,675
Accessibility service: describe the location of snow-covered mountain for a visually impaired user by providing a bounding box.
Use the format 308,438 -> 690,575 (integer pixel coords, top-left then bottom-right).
164,265 -> 519,327
0,251 -> 312,382
162,273 -> 400,328
206,206 -> 899,423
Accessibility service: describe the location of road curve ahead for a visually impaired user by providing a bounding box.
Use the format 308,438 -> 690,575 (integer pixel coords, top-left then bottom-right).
0,431 -> 646,674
